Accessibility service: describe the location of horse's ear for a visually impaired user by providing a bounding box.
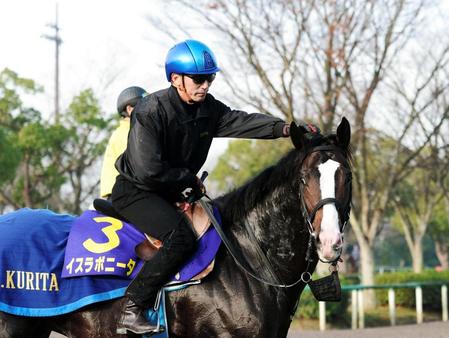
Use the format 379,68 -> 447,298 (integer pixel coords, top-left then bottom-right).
336,117 -> 351,149
290,122 -> 308,149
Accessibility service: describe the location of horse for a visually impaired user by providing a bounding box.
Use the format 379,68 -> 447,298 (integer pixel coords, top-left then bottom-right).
0,117 -> 352,338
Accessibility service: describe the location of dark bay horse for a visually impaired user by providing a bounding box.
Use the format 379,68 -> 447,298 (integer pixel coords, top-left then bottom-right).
0,118 -> 352,338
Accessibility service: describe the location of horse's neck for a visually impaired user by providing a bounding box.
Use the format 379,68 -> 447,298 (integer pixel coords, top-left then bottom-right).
226,181 -> 310,284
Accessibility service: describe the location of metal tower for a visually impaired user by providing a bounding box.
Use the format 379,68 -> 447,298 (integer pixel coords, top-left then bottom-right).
42,3 -> 63,124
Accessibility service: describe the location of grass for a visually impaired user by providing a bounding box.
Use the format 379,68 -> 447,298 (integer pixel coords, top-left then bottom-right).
291,306 -> 443,331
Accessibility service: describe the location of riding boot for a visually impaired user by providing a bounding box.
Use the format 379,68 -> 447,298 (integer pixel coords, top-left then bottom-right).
117,297 -> 158,335
117,219 -> 197,334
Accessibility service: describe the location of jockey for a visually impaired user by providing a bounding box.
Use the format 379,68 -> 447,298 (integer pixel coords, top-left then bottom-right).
112,39 -> 317,334
100,86 -> 147,199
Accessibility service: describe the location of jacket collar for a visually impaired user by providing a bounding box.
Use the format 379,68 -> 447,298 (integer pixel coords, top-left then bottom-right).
167,86 -> 209,122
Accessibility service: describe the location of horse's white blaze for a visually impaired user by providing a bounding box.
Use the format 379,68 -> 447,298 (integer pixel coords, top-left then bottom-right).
318,159 -> 340,232
317,159 -> 342,260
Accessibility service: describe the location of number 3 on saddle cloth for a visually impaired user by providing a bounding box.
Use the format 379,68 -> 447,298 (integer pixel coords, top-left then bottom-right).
64,200 -> 222,282
0,203 -> 221,322
80,201 -> 223,337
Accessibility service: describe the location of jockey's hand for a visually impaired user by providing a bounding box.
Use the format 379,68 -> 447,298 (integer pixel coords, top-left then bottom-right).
304,122 -> 320,134
192,176 -> 206,199
283,122 -> 321,137
195,176 -> 206,195
184,176 -> 206,204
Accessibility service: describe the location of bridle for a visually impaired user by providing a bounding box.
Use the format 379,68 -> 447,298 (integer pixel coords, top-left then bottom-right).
202,143 -> 351,289
298,145 -> 351,264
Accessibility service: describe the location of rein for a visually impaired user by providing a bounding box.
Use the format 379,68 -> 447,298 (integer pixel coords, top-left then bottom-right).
204,144 -> 350,289
199,198 -> 302,288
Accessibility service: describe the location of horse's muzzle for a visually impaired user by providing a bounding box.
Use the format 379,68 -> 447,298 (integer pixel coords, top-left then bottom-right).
317,231 -> 343,263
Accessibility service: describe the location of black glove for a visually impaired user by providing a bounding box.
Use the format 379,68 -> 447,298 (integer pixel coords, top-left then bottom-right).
283,122 -> 320,136
185,176 -> 206,204
304,122 -> 320,134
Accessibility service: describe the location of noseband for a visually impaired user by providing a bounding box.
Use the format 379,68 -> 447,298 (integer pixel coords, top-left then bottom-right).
299,145 -> 351,263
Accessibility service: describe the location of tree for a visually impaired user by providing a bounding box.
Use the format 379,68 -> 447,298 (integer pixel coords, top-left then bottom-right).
428,140 -> 449,270
0,68 -> 113,213
429,199 -> 449,270
211,138 -> 291,191
153,0 -> 449,307
0,68 -> 68,210
392,160 -> 448,272
317,1 -> 449,306
55,89 -> 112,214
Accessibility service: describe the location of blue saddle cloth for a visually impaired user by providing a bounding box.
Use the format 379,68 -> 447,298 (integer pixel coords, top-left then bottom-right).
0,208 -> 129,316
0,208 -> 219,317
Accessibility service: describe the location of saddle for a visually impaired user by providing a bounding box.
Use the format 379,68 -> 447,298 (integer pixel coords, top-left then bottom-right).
92,198 -> 212,262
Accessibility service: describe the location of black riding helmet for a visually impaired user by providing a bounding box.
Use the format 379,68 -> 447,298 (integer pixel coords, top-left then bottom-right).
116,86 -> 147,117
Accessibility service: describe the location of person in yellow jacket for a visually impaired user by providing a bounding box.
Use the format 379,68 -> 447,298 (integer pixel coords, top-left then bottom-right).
100,86 -> 147,199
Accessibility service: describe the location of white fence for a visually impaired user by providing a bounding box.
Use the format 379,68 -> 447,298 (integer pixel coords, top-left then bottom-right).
316,282 -> 449,331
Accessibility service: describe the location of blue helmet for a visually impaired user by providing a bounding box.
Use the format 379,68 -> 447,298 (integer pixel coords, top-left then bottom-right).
165,39 -> 220,82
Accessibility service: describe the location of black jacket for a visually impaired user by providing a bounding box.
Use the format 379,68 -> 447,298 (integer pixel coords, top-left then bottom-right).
115,86 -> 285,195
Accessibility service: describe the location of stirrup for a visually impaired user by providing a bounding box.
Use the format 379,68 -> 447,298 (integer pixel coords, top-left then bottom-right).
116,327 -> 163,335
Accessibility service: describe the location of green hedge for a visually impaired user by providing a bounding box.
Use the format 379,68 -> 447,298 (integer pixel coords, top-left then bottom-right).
374,270 -> 449,310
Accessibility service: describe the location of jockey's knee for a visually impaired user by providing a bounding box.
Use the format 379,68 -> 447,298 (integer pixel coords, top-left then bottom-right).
164,217 -> 198,254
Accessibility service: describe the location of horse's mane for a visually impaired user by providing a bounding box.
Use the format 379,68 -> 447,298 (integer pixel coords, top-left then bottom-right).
214,149 -> 301,223
214,133 -> 352,223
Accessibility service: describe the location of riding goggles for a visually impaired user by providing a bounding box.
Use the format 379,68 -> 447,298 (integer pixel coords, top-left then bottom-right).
184,73 -> 216,84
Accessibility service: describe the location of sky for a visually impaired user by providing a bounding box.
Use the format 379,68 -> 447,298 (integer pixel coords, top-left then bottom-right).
0,0 -> 229,173
4,0 -> 448,178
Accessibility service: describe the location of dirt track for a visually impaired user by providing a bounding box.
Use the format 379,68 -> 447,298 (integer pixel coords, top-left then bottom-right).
50,321 -> 448,337
287,321 -> 449,338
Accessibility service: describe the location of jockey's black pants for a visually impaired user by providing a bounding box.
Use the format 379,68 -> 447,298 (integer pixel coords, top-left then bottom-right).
111,175 -> 197,306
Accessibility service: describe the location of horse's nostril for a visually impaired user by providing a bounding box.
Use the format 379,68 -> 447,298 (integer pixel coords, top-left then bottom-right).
333,243 -> 342,251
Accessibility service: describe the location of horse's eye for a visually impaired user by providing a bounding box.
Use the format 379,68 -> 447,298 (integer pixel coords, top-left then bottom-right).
300,170 -> 311,184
